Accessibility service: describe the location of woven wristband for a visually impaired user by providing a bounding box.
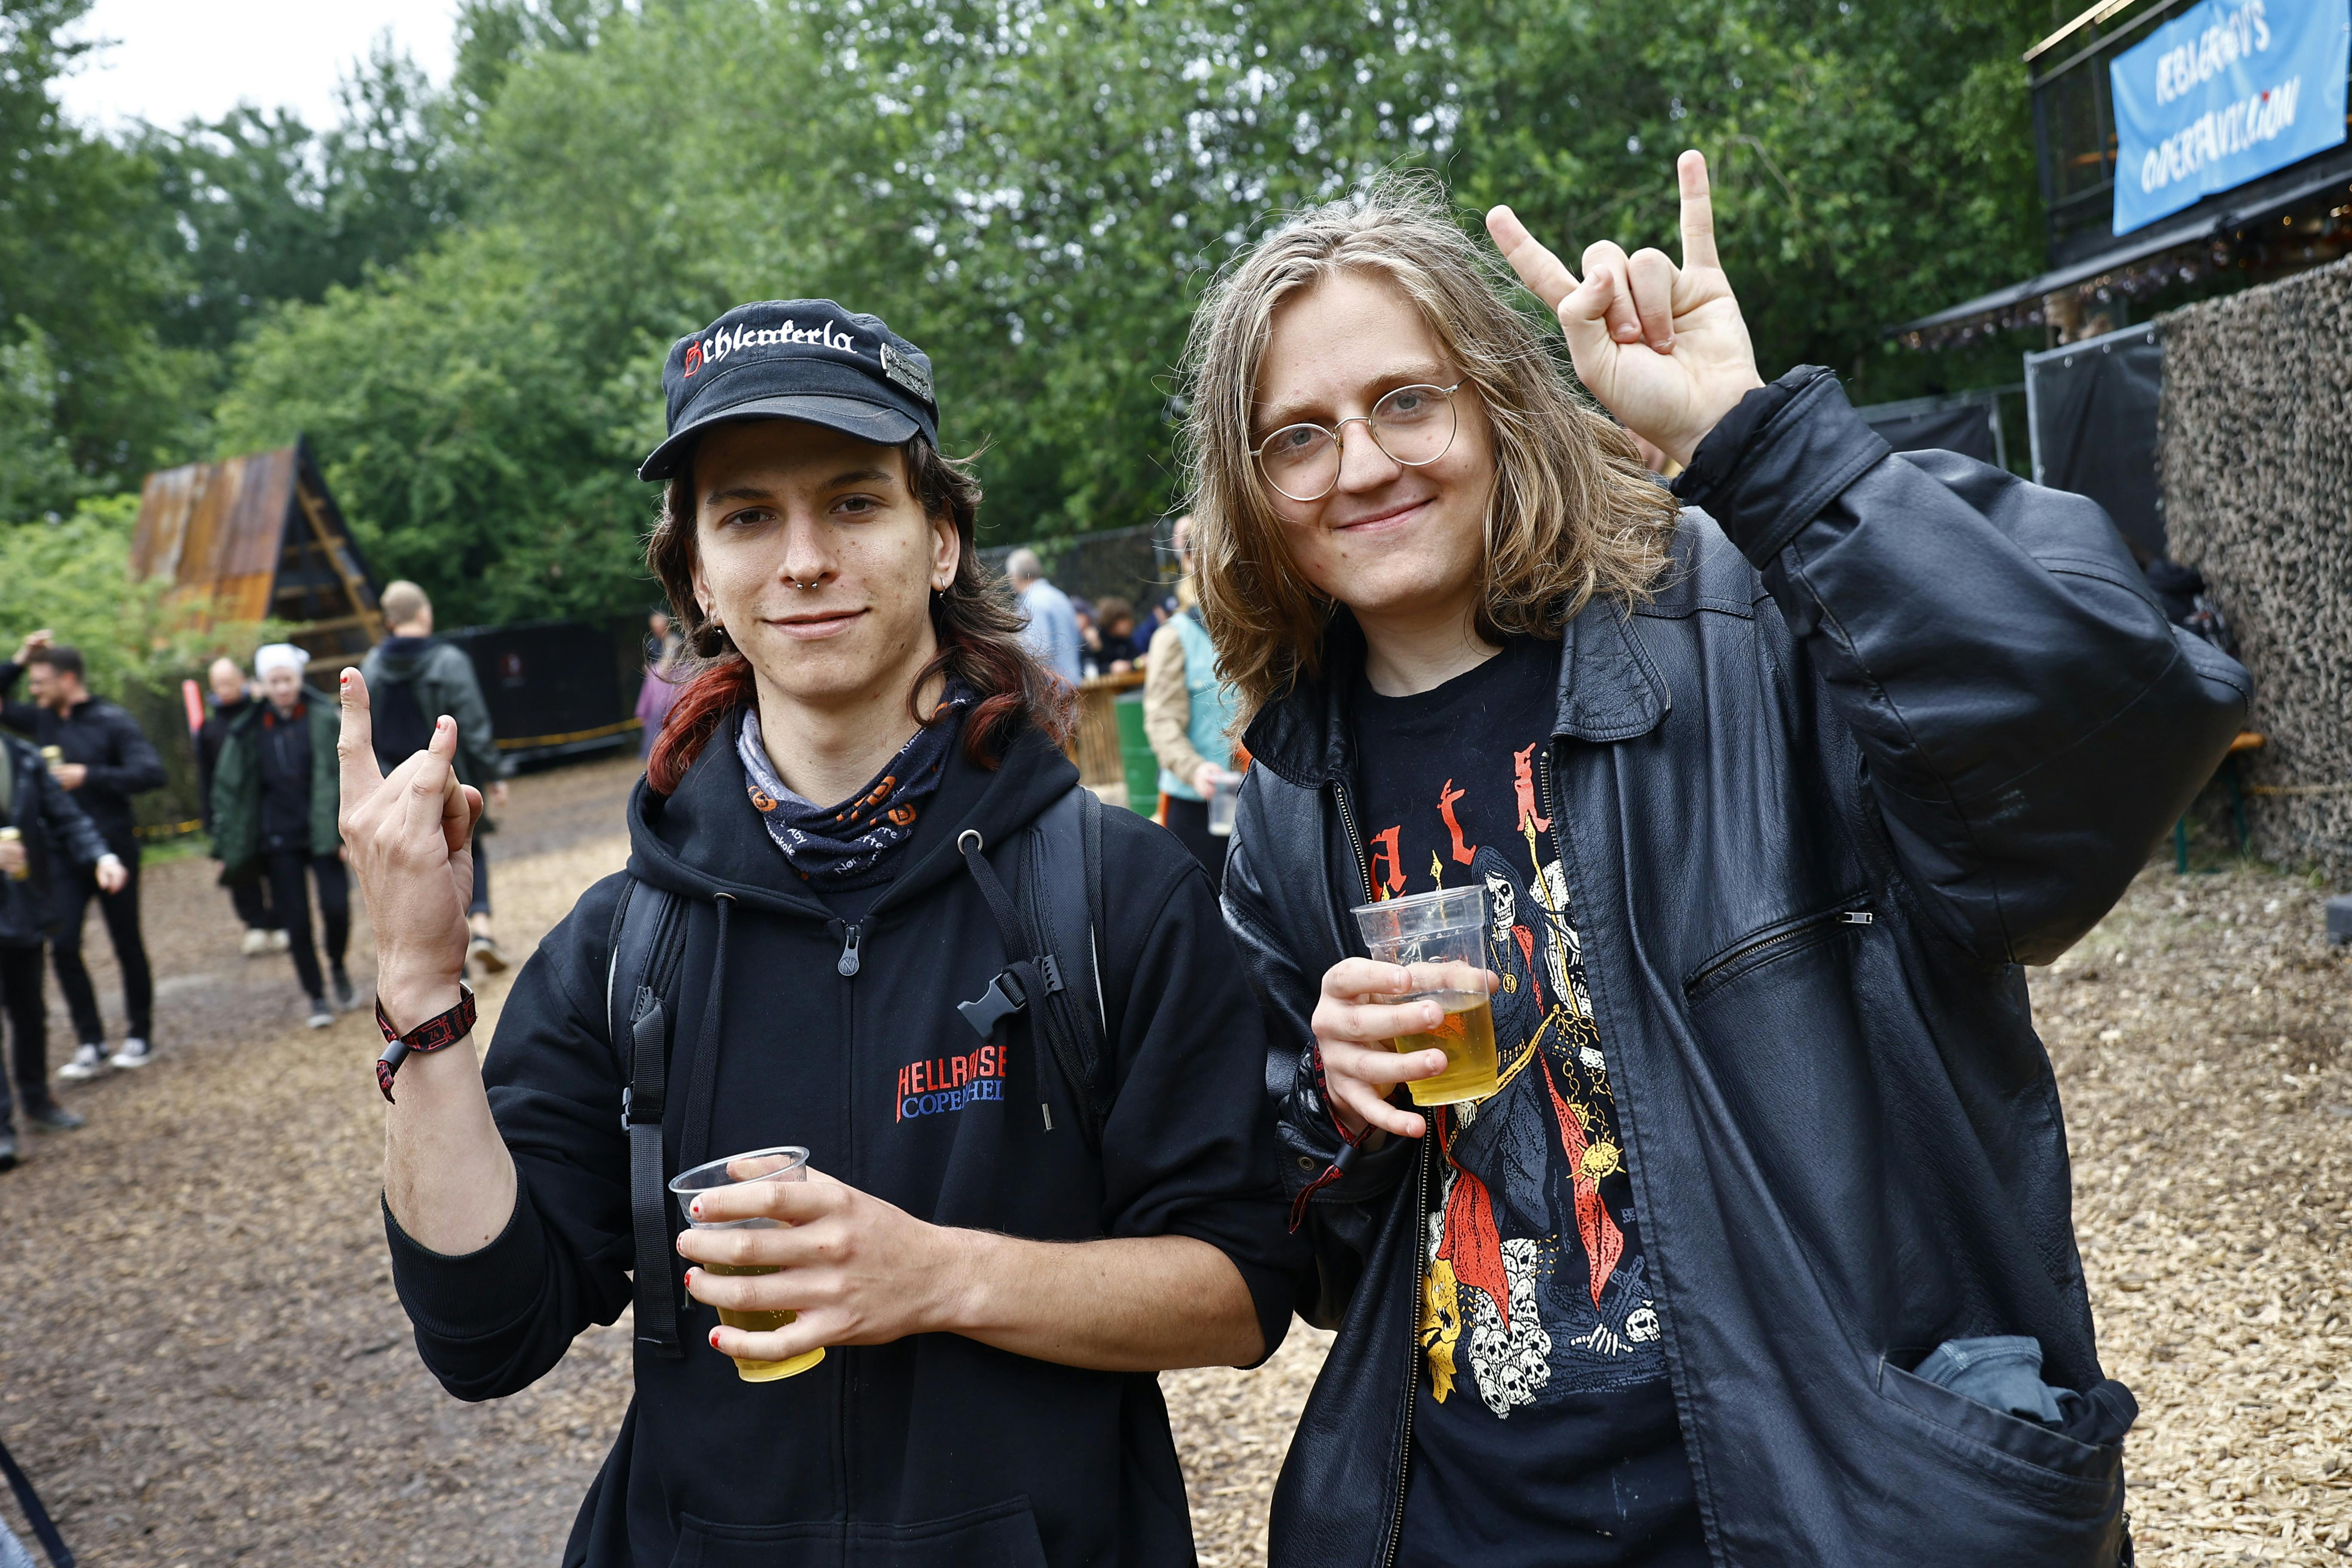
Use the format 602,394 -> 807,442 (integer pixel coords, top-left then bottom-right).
375,982 -> 478,1103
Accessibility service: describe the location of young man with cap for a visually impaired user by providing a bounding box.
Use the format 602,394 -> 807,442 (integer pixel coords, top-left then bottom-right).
0,732 -> 124,1167
0,632 -> 165,1076
342,299 -> 1298,1567
211,644 -> 353,1030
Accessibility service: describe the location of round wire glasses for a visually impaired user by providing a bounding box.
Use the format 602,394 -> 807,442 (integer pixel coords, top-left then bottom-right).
1248,381 -> 1465,502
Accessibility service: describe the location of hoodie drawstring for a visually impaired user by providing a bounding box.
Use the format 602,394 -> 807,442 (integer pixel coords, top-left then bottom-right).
676,892 -> 735,1176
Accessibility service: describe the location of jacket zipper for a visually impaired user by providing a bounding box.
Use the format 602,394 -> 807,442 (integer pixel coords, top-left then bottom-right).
1380,1135 -> 1430,1568
1684,906 -> 1871,997
1331,781 -> 1378,905
837,919 -> 860,1518
1335,775 -> 1425,1568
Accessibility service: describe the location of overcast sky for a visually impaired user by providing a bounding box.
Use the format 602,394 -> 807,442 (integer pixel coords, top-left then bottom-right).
55,0 -> 462,133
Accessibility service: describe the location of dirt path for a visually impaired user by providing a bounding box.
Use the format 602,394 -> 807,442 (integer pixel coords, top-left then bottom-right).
0,754 -> 2344,1564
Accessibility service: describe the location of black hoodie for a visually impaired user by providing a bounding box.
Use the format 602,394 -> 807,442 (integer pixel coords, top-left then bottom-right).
385,717 -> 1301,1568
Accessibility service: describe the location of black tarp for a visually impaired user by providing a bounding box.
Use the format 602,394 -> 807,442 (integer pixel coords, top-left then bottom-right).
1859,400 -> 2003,465
2025,324 -> 2165,562
441,619 -> 636,762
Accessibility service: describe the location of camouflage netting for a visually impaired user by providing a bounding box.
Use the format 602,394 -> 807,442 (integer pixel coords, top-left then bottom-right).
2159,255 -> 2352,886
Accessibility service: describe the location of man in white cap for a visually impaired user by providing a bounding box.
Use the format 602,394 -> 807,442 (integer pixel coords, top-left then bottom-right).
210,644 -> 352,1029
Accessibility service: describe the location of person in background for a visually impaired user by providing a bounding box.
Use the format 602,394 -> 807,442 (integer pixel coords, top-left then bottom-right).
362,582 -> 515,974
1005,547 -> 1083,686
0,632 -> 165,1078
636,616 -> 684,763
1143,517 -> 1243,883
211,644 -> 352,1030
1091,597 -> 1144,673
646,607 -> 684,668
0,730 -> 124,1168
196,655 -> 283,958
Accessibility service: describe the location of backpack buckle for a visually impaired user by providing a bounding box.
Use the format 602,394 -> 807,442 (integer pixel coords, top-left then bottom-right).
957,969 -> 1029,1038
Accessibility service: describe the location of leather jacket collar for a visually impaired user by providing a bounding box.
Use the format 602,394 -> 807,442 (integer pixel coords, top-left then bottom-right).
1240,588 -> 1672,791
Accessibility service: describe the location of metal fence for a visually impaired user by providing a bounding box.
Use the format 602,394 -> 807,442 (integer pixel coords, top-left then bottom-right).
978,520 -> 1180,615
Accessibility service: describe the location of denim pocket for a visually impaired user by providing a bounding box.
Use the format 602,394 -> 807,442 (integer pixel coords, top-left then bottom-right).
671,1496 -> 1050,1568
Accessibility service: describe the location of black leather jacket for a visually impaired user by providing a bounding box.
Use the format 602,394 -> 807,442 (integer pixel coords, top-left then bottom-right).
1223,370 -> 2248,1568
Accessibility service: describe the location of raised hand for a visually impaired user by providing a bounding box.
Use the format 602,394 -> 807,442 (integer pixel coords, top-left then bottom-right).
1487,150 -> 1764,467
338,668 -> 481,1028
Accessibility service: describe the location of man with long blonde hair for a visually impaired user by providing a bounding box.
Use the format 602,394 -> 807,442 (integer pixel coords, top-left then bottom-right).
1189,156 -> 2244,1566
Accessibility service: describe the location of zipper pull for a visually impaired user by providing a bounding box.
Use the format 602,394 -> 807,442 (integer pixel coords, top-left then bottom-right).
1840,911 -> 1874,926
837,922 -> 862,977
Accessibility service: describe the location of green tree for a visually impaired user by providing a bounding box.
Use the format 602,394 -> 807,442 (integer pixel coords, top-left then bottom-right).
140,44 -> 469,361
0,0 -> 210,514
213,0 -> 2060,627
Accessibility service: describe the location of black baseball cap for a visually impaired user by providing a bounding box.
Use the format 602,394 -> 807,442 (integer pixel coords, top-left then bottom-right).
637,299 -> 940,482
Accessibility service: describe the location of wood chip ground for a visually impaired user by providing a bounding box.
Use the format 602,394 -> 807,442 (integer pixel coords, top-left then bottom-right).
0,758 -> 2343,1563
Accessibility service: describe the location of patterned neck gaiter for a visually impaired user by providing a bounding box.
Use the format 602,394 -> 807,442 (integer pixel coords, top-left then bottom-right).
735,686 -> 973,889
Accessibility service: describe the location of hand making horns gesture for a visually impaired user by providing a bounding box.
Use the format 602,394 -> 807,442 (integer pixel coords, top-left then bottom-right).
1486,149 -> 1764,468
337,669 -> 481,1014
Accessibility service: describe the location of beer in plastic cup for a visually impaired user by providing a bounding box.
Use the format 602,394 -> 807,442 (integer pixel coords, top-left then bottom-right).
1205,769 -> 1242,837
668,1145 -> 827,1383
0,827 -> 25,880
1350,886 -> 1499,1105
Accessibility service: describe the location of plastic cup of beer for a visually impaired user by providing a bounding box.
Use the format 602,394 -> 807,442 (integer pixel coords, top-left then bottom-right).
1350,886 -> 1499,1106
668,1146 -> 827,1383
1205,768 -> 1243,837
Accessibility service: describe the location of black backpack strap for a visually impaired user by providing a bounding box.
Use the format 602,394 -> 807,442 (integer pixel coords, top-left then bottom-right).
953,787 -> 1108,1148
0,1431 -> 73,1567
1023,786 -> 1108,1145
606,877 -> 690,1360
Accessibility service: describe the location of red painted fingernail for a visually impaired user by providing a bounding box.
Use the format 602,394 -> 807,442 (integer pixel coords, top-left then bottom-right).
682,1268 -> 695,1287
709,1328 -> 722,1348
689,1199 -> 702,1218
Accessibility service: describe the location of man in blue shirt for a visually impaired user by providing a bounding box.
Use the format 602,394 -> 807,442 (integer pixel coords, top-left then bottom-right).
1006,548 -> 1082,685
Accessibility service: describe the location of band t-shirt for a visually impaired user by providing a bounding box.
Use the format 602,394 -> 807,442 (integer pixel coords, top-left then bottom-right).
1351,637 -> 1704,1565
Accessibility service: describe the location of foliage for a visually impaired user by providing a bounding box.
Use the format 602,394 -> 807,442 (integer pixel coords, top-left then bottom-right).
0,492 -> 286,830
0,0 -> 210,514
135,46 -> 470,362
21,0 -> 2068,627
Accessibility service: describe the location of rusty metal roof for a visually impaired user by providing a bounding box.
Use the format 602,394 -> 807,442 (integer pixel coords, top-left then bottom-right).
129,440 -> 385,659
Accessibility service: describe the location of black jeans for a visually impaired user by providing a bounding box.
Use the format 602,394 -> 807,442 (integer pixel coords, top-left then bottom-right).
0,941 -> 50,1120
1161,794 -> 1230,887
50,848 -> 152,1046
227,863 -> 278,931
265,850 -> 349,1001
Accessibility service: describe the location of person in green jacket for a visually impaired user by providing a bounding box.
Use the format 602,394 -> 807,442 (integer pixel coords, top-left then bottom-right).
360,581 -> 514,974
211,644 -> 350,1029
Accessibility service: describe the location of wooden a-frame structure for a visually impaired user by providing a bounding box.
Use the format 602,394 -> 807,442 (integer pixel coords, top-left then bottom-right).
128,438 -> 385,662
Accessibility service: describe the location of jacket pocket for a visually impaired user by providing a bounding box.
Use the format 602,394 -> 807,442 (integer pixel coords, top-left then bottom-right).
1875,1358 -> 2124,1517
670,1497 -> 1050,1568
1682,893 -> 1873,1004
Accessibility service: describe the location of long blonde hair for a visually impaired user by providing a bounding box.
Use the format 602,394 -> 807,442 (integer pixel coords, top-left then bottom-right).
1179,172 -> 1680,719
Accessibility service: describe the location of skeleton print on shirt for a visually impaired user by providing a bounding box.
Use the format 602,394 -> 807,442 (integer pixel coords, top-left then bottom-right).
1365,724 -> 1669,1418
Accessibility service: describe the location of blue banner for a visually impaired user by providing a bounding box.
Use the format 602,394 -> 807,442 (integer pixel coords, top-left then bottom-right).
2110,0 -> 2350,234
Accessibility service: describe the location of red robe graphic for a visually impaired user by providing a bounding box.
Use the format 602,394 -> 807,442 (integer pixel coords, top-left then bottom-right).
1436,1117 -> 1512,1329
1543,1054 -> 1623,1305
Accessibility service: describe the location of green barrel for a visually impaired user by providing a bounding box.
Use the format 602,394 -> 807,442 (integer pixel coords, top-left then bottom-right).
1115,691 -> 1159,818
